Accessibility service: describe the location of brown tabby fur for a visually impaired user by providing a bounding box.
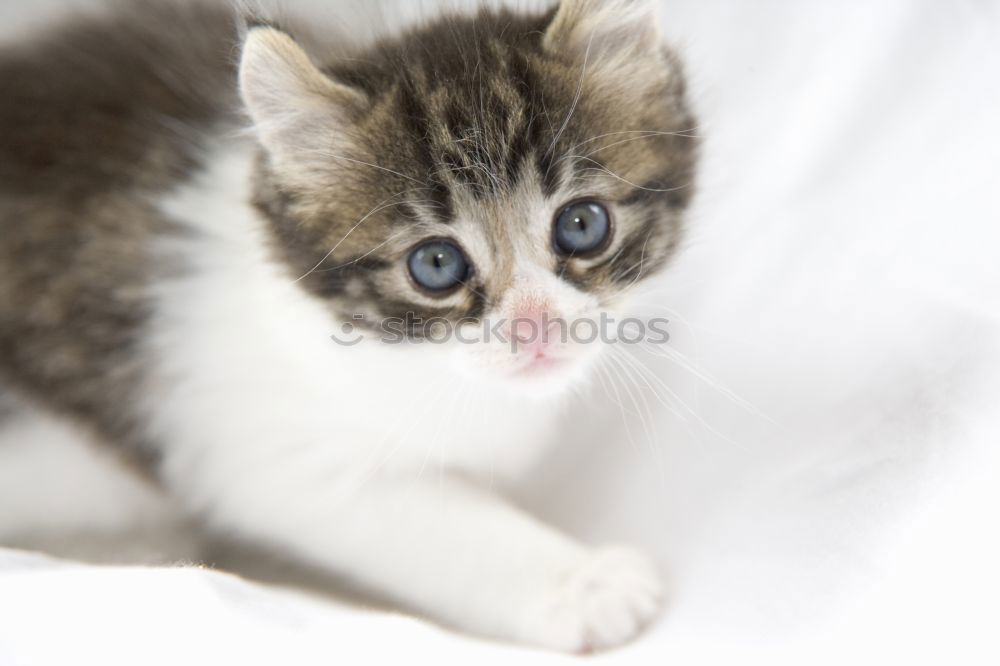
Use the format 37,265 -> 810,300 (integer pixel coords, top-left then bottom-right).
0,1 -> 697,468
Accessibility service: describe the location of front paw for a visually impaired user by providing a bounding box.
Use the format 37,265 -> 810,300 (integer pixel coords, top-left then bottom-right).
524,546 -> 665,653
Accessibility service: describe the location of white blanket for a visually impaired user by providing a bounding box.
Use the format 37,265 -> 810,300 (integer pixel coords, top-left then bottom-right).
2,1 -> 999,664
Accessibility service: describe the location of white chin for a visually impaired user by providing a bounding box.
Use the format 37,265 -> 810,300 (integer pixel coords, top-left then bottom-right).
503,357 -> 590,396
452,347 -> 600,397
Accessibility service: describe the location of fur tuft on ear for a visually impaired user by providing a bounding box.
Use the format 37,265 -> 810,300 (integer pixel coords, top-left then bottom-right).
543,0 -> 660,63
238,27 -> 365,167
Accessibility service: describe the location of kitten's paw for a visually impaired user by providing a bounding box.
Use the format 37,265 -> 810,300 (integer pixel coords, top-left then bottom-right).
526,546 -> 664,653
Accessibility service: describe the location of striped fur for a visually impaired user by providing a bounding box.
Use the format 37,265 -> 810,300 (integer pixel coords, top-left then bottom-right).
243,4 -> 698,328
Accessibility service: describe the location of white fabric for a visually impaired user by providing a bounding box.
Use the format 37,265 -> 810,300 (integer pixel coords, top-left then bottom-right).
2,1 -> 999,664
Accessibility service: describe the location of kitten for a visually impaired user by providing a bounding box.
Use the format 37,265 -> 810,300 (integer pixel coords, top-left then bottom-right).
0,0 -> 697,652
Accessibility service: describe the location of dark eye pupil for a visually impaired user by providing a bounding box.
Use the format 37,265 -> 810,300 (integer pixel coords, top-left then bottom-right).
408,240 -> 468,293
554,201 -> 610,255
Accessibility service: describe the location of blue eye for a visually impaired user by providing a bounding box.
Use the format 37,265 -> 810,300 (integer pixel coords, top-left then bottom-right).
553,200 -> 611,255
408,239 -> 469,293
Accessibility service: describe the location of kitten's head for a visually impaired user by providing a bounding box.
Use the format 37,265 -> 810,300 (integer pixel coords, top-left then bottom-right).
239,0 -> 697,394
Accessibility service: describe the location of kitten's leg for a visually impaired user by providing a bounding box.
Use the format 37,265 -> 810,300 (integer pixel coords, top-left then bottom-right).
192,471 -> 662,652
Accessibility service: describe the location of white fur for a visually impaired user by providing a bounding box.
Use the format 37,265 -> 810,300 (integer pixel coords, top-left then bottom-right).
139,139 -> 661,650
150,142 -> 561,484
0,399 -> 182,547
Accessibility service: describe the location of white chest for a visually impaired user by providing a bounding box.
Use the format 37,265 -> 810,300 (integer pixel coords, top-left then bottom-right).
143,142 -> 561,500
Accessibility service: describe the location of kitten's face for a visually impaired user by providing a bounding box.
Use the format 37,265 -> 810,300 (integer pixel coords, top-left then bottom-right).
241,0 -> 697,393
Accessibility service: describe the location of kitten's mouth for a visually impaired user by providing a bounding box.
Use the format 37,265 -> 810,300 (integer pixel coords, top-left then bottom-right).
511,352 -> 570,379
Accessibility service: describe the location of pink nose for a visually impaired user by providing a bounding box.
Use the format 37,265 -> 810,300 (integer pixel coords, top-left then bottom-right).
510,310 -> 560,353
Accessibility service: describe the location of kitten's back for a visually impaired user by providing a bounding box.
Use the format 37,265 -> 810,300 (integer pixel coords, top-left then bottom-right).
0,1 -> 239,197
0,2 -> 240,458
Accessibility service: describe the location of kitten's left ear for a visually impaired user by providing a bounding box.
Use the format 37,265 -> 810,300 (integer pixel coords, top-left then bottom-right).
239,26 -> 366,168
543,0 -> 660,62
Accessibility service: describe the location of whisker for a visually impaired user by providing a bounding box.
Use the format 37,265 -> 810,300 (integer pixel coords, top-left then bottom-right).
544,28 -> 595,176
606,349 -> 662,464
614,345 -> 745,448
595,358 -> 643,455
351,376 -> 457,494
555,131 -> 697,169
338,337 -> 461,487
317,226 -> 415,272
303,149 -> 424,184
608,346 -> 712,451
295,188 -> 428,282
610,232 -> 653,290
638,342 -> 781,428
573,158 -> 694,193
418,377 -> 467,481
562,127 -> 703,156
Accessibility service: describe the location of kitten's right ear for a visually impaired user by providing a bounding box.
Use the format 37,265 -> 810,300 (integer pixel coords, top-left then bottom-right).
238,26 -> 365,165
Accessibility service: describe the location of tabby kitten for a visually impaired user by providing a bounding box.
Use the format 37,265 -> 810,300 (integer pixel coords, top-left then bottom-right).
0,0 -> 697,651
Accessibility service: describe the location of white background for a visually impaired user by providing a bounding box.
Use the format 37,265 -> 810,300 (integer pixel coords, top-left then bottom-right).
1,1 -> 999,664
